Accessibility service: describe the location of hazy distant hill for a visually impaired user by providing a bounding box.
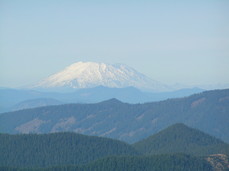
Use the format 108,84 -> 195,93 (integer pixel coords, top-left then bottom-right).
0,88 -> 60,113
0,89 -> 228,143
133,123 -> 229,156
0,86 -> 203,113
11,98 -> 62,111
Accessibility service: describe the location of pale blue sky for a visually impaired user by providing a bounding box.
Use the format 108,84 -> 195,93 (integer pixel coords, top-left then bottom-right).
0,0 -> 229,88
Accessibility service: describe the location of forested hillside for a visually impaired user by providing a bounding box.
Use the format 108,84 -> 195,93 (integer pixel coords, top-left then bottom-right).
133,123 -> 229,156
1,124 -> 229,170
0,154 -> 213,171
0,132 -> 138,168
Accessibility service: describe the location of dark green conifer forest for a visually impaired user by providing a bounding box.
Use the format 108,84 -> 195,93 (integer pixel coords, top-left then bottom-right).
1,124 -> 229,170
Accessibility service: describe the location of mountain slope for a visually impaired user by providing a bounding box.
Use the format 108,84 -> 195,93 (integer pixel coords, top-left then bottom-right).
133,123 -> 229,156
0,89 -> 228,143
82,154 -> 212,171
42,154 -> 211,171
0,154 -> 213,171
206,154 -> 229,171
35,62 -> 169,91
0,132 -> 138,168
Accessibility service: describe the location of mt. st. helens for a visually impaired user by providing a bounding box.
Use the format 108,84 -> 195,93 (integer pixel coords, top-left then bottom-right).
35,62 -> 169,92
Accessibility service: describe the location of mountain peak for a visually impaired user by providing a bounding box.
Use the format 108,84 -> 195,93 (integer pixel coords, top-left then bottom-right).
66,61 -> 107,71
35,62 -> 169,92
100,98 -> 123,104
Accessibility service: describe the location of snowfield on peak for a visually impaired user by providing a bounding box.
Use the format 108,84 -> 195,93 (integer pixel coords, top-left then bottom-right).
36,62 -> 169,92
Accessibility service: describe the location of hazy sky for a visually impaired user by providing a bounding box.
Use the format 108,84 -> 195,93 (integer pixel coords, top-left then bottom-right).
0,0 -> 229,88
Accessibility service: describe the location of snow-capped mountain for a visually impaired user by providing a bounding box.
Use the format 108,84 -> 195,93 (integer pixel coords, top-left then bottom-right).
36,62 -> 169,92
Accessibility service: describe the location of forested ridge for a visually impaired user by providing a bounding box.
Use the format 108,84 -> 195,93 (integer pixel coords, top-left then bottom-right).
0,124 -> 229,170
0,132 -> 138,168
133,123 -> 229,156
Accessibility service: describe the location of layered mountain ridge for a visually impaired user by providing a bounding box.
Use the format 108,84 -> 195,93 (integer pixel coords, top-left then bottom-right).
0,86 -> 204,113
1,89 -> 228,143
